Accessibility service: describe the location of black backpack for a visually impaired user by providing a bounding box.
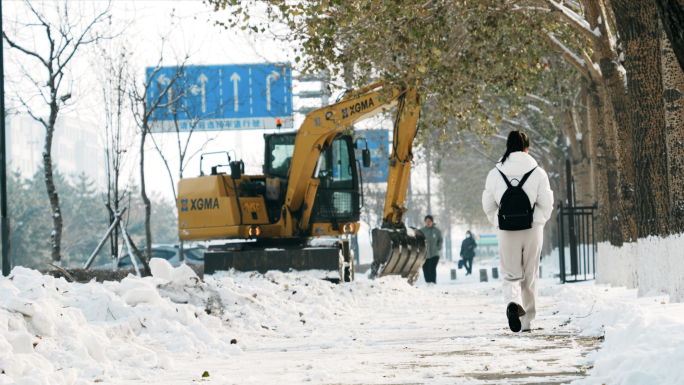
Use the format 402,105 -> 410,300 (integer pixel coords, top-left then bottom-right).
497,167 -> 537,231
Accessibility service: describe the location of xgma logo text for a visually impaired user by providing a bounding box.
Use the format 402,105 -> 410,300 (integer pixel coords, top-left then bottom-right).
181,198 -> 219,212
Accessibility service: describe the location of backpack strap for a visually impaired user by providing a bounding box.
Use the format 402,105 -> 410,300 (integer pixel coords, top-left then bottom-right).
518,167 -> 538,188
496,168 -> 513,189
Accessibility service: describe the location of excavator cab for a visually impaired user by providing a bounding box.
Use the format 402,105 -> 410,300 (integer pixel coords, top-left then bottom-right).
264,132 -> 361,226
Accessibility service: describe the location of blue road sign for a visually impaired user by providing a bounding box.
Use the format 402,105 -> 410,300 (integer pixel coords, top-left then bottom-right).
355,129 -> 390,183
146,63 -> 293,132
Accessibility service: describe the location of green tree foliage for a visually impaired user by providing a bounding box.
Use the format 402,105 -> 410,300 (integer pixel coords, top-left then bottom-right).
208,0 -> 582,230
8,169 -> 177,269
210,0 -> 575,133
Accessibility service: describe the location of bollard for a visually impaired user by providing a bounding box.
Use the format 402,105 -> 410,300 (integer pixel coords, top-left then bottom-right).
451,269 -> 457,280
491,267 -> 499,279
479,269 -> 488,282
539,266 -> 542,278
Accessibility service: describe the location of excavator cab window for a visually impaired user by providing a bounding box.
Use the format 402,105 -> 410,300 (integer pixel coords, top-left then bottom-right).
318,139 -> 353,189
314,136 -> 360,222
265,134 -> 296,178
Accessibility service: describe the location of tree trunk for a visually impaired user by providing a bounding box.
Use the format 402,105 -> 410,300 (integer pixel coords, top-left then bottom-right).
592,81 -> 624,245
599,57 -> 638,243
612,0 -> 670,238
581,82 -> 598,207
656,0 -> 684,72
570,85 -> 595,206
580,0 -> 637,242
586,80 -> 608,242
426,142 -> 432,215
140,122 -> 153,262
106,204 -> 116,258
178,165 -> 184,263
660,24 -> 684,232
44,104 -> 63,263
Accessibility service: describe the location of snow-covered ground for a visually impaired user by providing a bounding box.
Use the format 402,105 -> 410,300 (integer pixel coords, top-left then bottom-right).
1,259 -> 683,384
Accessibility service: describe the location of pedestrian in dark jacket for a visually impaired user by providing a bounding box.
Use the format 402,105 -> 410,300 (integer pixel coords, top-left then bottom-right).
460,231 -> 477,275
420,215 -> 443,284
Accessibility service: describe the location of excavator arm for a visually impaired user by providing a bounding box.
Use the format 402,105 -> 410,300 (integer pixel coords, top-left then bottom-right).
283,82 -> 414,235
380,89 -> 421,229
286,83 -> 428,284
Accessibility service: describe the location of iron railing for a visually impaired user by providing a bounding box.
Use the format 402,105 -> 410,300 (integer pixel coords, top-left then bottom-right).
557,201 -> 596,283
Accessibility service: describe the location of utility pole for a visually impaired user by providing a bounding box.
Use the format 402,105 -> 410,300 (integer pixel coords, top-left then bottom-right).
426,141 -> 432,215
341,63 -> 361,264
1,0 -> 11,276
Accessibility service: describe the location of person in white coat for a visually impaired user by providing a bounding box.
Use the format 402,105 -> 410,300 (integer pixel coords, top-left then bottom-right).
482,130 -> 553,333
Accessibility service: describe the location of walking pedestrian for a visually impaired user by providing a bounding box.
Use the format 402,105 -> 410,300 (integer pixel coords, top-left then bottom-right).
481,130 -> 553,333
420,215 -> 443,285
459,231 -> 477,275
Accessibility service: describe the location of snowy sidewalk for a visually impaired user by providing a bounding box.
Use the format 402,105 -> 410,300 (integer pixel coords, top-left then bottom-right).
128,279 -> 599,384
2,261 -> 684,385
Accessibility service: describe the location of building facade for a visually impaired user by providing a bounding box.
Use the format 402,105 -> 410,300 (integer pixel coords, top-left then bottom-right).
8,115 -> 105,188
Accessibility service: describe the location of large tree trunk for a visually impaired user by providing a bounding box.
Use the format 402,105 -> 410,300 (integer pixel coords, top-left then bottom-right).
44,103 -> 63,263
571,84 -> 596,206
588,78 -> 624,246
140,123 -> 153,262
656,0 -> 684,72
582,82 -> 598,208
587,82 -> 610,242
660,24 -> 684,232
612,0 -> 670,238
578,0 -> 638,242
600,86 -> 624,245
599,58 -> 638,243
560,96 -> 593,207
586,80 -> 610,242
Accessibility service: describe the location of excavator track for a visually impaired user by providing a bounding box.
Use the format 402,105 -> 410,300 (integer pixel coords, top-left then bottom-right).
204,238 -> 354,283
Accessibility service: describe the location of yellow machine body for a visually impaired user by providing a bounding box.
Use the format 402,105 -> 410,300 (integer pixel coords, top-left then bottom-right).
178,175 -> 354,240
177,82 -> 427,283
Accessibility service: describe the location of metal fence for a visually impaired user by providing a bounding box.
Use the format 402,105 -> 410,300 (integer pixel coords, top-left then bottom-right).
557,202 -> 596,283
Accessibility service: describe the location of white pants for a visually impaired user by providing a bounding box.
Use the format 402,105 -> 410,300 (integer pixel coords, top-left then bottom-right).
498,223 -> 544,330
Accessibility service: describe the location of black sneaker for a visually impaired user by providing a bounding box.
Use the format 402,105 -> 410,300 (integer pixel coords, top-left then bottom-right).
506,302 -> 526,333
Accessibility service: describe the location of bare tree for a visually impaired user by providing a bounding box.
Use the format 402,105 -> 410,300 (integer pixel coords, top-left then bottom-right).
3,0 -> 113,264
91,37 -> 137,263
129,52 -> 186,264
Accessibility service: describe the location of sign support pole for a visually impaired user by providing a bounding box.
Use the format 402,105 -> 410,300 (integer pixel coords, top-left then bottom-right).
1,1 -> 11,276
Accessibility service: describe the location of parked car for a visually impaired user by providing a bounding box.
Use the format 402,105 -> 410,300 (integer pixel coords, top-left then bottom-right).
95,245 -> 206,270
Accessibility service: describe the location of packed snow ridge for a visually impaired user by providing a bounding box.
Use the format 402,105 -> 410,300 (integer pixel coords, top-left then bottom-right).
0,259 -> 431,384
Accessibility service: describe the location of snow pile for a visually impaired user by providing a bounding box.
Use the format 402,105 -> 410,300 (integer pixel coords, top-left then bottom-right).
0,260 -> 425,384
539,284 -> 684,385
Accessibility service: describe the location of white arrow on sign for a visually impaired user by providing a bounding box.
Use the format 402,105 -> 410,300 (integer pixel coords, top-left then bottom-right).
230,72 -> 241,112
157,74 -> 171,86
156,74 -> 173,113
190,73 -> 209,112
266,70 -> 282,111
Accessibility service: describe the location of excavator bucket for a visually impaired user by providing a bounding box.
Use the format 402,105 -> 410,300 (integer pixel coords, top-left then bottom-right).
370,228 -> 428,285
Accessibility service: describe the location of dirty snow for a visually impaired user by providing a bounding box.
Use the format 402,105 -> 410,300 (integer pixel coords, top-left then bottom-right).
0,259 -> 682,384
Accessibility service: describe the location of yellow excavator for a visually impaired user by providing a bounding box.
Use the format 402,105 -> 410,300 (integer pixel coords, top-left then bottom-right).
177,82 -> 427,284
